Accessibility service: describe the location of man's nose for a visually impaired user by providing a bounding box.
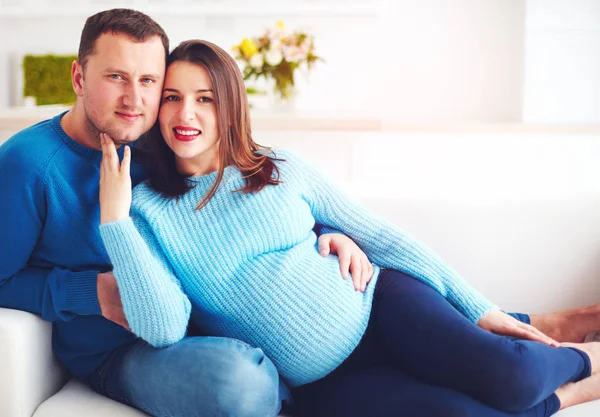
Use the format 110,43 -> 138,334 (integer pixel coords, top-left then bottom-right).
122,83 -> 142,109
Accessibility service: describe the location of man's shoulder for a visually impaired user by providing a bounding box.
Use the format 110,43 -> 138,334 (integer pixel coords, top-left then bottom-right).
0,118 -> 64,174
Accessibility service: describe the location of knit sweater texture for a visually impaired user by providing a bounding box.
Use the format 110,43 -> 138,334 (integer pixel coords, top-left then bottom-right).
100,151 -> 497,387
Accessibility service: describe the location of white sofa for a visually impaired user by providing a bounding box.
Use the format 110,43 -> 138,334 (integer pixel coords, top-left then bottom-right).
3,130 -> 600,416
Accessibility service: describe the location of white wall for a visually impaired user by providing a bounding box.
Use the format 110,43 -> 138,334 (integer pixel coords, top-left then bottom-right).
0,0 -> 527,124
523,0 -> 600,124
0,5 -> 382,113
379,0 -> 525,124
1,1 -> 599,124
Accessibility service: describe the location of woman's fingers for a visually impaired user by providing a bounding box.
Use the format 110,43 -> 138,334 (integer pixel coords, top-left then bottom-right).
101,133 -> 117,170
350,257 -> 362,291
358,258 -> 367,292
122,145 -> 131,175
339,254 -> 350,280
100,133 -> 130,175
518,322 -> 559,347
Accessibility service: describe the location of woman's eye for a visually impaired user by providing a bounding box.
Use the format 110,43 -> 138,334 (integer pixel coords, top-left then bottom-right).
198,97 -> 213,103
163,95 -> 179,102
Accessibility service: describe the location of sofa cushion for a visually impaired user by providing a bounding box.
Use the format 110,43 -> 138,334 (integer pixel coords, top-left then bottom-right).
557,400 -> 600,417
33,379 -> 147,417
33,378 -> 291,417
32,378 -> 600,417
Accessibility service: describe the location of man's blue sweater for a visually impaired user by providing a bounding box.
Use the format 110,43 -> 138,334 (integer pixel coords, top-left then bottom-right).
0,113 -> 143,378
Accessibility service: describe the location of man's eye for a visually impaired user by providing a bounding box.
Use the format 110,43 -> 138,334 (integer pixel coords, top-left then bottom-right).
109,74 -> 122,80
142,78 -> 154,84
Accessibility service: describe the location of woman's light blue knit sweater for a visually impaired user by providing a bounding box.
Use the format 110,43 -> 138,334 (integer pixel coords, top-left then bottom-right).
99,151 -> 497,387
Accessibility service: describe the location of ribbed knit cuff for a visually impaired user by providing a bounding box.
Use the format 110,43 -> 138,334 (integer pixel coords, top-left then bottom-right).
62,269 -> 102,315
318,225 -> 341,236
464,297 -> 499,324
99,218 -> 143,268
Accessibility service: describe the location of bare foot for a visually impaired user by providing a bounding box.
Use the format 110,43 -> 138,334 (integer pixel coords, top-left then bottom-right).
561,342 -> 600,374
556,373 -> 600,410
531,304 -> 600,343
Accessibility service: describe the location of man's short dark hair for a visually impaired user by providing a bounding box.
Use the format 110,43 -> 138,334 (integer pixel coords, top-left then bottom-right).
78,8 -> 169,69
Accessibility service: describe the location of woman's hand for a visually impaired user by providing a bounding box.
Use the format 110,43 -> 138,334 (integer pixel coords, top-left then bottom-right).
478,309 -> 559,347
99,133 -> 132,224
318,233 -> 374,292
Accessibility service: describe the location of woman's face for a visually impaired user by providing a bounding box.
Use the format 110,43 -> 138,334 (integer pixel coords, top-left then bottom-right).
159,60 -> 219,175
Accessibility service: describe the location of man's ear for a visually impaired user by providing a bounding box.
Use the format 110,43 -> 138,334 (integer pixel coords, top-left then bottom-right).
71,60 -> 84,97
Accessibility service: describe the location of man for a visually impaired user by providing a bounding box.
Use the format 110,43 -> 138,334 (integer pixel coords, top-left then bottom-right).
0,8 -> 372,416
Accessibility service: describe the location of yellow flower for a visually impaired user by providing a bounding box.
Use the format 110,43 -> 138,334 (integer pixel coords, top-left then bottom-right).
239,38 -> 258,59
276,21 -> 285,30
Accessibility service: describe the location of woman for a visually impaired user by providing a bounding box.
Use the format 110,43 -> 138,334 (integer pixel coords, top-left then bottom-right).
98,39 -> 600,416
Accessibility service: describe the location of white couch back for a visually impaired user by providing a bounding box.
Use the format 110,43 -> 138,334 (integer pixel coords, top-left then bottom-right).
258,130 -> 600,314
357,195 -> 600,314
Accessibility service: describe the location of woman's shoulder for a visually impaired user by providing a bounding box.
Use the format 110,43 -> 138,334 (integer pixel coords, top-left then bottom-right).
132,180 -> 156,199
268,148 -> 322,181
131,181 -> 173,220
268,148 -> 297,160
268,148 -> 309,170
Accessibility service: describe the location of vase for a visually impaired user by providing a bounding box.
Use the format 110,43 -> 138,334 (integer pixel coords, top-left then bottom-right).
271,72 -> 297,112
271,89 -> 297,112
246,79 -> 298,112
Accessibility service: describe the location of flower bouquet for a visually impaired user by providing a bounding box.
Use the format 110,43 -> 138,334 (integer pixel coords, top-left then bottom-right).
232,21 -> 322,102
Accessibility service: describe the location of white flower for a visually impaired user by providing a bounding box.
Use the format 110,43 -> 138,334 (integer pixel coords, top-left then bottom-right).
300,39 -> 312,55
270,38 -> 283,52
267,23 -> 286,42
250,53 -> 264,69
283,46 -> 306,63
265,49 -> 283,66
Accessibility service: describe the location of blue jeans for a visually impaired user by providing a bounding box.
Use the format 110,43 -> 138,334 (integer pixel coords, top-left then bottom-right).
85,336 -> 290,417
292,269 -> 590,417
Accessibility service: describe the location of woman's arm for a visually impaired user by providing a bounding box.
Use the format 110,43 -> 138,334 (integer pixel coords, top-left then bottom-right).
99,133 -> 191,347
281,151 -> 498,323
100,214 -> 192,347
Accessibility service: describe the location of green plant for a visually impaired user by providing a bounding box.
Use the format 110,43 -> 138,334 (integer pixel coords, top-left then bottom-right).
232,22 -> 322,101
23,54 -> 77,105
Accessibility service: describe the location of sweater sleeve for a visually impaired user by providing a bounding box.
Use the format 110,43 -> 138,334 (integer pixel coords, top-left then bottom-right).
99,210 -> 191,348
281,151 -> 499,323
316,224 -> 343,236
0,142 -> 101,321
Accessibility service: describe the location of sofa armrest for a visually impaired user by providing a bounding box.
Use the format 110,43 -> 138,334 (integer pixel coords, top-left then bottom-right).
0,308 -> 69,417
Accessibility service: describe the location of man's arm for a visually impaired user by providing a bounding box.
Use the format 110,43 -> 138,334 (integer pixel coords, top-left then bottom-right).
0,144 -> 102,321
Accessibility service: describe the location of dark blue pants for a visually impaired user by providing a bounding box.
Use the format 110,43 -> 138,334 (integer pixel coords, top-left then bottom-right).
292,269 -> 590,417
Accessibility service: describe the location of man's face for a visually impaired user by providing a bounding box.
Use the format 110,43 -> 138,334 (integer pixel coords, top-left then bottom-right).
76,32 -> 166,145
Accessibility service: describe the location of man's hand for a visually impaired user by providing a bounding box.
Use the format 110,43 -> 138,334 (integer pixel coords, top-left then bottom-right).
97,271 -> 130,331
318,233 -> 374,292
478,310 -> 559,347
99,133 -> 132,224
